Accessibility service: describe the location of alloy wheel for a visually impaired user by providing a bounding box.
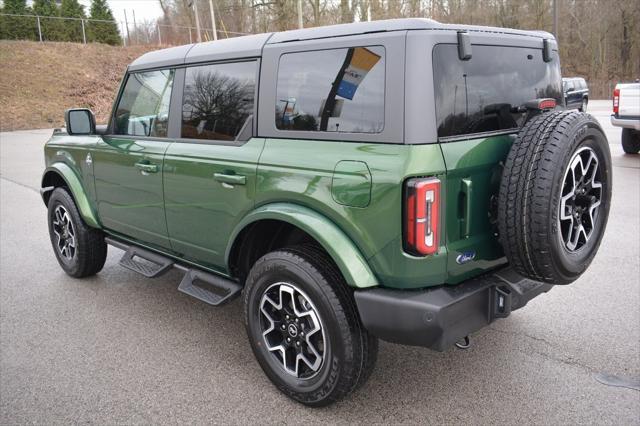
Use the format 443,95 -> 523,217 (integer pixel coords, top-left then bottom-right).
52,205 -> 76,261
559,146 -> 603,252
259,282 -> 326,379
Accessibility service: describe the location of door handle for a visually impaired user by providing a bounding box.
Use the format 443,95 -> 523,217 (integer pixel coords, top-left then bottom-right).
461,178 -> 473,238
134,161 -> 159,174
214,173 -> 246,186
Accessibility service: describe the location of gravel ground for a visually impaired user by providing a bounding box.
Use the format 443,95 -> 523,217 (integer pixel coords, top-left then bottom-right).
0,100 -> 638,424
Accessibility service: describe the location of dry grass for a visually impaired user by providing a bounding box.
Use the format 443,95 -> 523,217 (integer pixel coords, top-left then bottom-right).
0,41 -> 159,131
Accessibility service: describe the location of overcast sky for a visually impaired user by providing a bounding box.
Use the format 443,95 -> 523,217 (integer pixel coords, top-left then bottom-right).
78,0 -> 164,26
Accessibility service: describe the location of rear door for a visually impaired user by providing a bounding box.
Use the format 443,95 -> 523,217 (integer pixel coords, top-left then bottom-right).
163,60 -> 263,272
93,69 -> 175,249
432,43 -> 563,282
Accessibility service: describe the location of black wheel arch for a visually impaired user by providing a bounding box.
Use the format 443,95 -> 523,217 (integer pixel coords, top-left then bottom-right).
41,170 -> 69,206
228,219 -> 334,285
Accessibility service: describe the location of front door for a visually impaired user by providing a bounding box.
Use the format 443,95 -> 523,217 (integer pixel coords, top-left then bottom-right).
163,61 -> 262,271
93,68 -> 175,249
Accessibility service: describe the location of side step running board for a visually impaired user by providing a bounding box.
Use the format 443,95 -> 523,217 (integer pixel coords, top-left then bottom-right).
119,245 -> 174,278
178,269 -> 242,306
105,237 -> 241,306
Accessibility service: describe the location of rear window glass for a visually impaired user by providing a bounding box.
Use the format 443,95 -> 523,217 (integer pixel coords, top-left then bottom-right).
275,46 -> 385,133
182,61 -> 256,141
433,44 -> 562,139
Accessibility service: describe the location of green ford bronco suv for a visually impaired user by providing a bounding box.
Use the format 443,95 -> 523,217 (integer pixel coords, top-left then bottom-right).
41,19 -> 612,406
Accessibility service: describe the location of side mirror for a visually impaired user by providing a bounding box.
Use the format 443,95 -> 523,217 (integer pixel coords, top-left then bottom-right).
65,108 -> 96,135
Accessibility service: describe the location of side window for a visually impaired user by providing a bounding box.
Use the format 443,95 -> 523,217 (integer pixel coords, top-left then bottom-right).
275,46 -> 385,133
181,61 -> 256,141
114,69 -> 174,137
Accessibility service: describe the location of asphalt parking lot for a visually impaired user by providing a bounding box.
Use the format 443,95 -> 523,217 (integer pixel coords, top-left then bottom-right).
1,100 -> 638,424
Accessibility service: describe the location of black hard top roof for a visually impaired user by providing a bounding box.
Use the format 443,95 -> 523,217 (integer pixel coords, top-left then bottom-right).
128,18 -> 554,72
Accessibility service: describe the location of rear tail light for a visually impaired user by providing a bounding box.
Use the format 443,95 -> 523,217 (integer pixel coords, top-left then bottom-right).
537,99 -> 556,110
523,98 -> 556,111
404,177 -> 440,256
613,87 -> 620,115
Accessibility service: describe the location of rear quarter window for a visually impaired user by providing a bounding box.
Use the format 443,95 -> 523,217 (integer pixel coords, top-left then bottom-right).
432,44 -> 562,139
275,46 -> 385,134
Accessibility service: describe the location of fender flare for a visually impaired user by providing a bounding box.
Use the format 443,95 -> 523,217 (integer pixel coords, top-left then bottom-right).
41,164 -> 101,229
225,203 -> 379,288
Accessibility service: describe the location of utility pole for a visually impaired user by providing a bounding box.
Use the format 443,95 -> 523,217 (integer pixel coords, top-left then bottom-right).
209,0 -> 218,41
36,16 -> 42,42
552,0 -> 558,40
81,19 -> 86,44
192,0 -> 202,43
123,9 -> 130,45
297,0 -> 303,29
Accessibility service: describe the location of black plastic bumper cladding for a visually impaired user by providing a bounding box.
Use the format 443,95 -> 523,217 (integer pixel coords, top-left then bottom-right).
354,268 -> 553,351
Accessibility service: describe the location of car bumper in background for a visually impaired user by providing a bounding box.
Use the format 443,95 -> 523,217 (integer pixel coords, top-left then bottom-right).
354,267 -> 553,351
611,115 -> 640,130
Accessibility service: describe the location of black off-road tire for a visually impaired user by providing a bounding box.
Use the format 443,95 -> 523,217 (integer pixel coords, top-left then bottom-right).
47,187 -> 107,278
243,244 -> 378,407
498,111 -> 612,284
621,128 -> 640,154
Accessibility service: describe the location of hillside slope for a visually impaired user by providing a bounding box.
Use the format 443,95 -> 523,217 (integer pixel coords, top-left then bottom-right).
0,41 -> 158,131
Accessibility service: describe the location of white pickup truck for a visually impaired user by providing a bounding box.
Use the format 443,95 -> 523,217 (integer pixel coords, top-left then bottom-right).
611,82 -> 640,154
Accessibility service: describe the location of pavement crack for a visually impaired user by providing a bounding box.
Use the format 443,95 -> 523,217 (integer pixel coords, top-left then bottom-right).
487,326 -> 598,373
488,326 -> 556,348
527,348 -> 599,374
0,175 -> 39,193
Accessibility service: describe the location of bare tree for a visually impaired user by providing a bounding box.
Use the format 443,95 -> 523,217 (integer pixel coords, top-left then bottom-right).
152,0 -> 639,98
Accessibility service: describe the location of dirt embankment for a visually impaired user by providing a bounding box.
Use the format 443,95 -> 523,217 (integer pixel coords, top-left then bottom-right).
0,41 -> 159,131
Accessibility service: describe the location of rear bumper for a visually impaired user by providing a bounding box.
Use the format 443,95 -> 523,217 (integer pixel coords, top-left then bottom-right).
611,115 -> 640,130
354,268 -> 552,351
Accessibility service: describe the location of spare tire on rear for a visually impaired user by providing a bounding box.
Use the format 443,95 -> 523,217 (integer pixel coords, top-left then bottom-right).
498,110 -> 612,284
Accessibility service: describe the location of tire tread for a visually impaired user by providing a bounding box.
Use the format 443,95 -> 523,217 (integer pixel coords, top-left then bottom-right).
243,244 -> 377,406
48,187 -> 107,278
498,110 -> 610,284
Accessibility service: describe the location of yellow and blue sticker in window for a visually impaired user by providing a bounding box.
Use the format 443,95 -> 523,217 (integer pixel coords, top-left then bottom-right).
336,47 -> 381,100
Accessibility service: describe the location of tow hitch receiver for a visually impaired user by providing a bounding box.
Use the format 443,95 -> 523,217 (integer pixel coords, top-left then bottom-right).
491,286 -> 512,319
